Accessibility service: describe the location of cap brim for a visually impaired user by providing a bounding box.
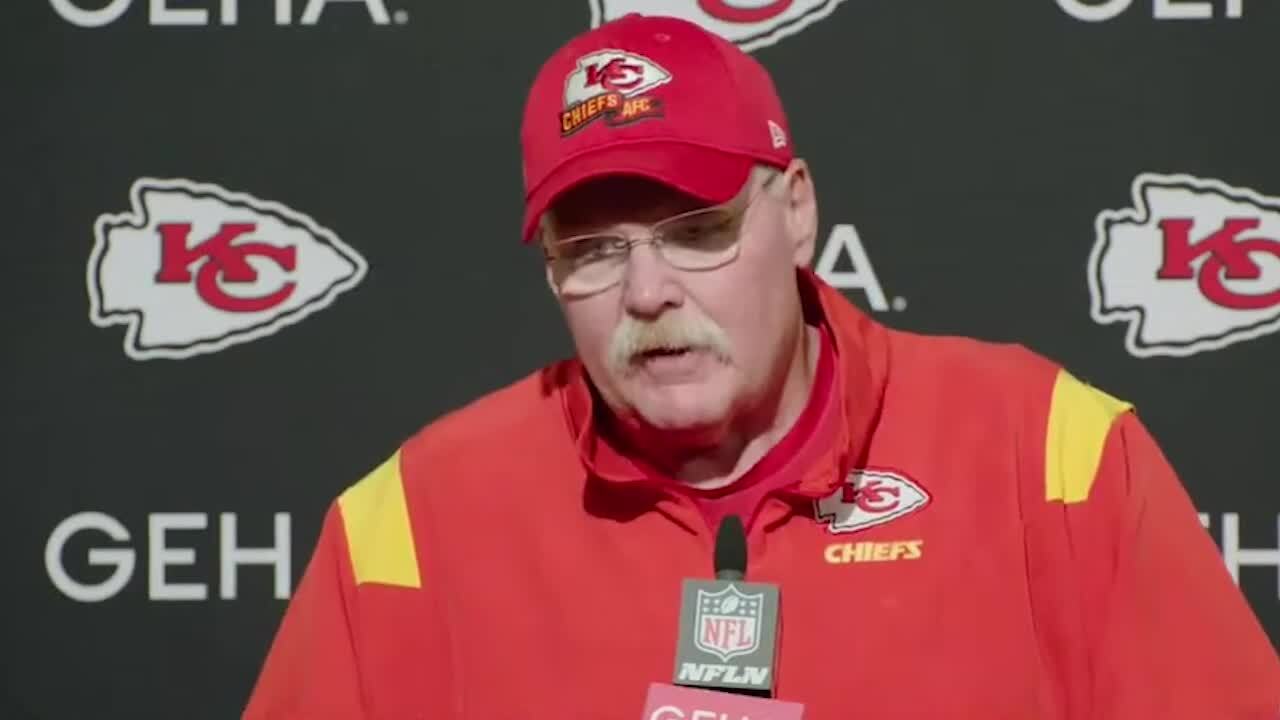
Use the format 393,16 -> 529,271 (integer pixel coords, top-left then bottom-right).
522,142 -> 756,243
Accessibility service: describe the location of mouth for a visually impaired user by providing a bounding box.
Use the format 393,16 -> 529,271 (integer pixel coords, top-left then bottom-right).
627,344 -> 712,382
636,345 -> 693,361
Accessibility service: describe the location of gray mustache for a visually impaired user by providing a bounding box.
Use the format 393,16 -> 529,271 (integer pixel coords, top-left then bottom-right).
608,313 -> 733,375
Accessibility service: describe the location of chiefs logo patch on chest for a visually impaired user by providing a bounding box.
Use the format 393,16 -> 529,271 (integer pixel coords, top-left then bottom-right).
815,469 -> 931,534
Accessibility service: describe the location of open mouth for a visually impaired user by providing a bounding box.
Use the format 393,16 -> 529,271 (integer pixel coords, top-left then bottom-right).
628,344 -> 710,379
639,345 -> 691,358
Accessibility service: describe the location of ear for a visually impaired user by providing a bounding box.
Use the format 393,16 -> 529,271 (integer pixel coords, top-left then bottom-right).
537,214 -> 566,299
544,261 -> 563,298
781,159 -> 818,268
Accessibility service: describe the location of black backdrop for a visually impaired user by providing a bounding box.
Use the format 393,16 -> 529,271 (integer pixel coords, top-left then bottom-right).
5,1 -> 1278,717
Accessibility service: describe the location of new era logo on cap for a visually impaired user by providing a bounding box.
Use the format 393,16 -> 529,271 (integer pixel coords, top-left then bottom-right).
768,119 -> 787,149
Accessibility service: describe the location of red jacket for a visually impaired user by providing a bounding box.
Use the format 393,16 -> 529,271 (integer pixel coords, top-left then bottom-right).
244,270 -> 1280,719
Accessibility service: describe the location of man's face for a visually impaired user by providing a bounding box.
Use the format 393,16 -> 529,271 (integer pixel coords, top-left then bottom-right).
542,163 -> 817,445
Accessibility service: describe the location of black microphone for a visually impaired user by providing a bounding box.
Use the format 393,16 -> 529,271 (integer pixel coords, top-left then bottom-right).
714,514 -> 747,581
671,515 -> 781,697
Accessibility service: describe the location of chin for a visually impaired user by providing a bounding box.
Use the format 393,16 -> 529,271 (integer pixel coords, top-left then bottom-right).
630,390 -> 732,438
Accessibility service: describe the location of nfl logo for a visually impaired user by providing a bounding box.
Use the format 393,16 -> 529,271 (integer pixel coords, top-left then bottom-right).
694,584 -> 764,662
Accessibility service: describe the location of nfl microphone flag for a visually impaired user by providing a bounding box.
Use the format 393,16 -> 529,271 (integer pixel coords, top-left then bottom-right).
673,516 -> 781,695
673,578 -> 781,694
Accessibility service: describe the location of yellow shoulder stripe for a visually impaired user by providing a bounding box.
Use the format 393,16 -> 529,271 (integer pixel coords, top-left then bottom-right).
337,450 -> 422,588
1045,370 -> 1133,505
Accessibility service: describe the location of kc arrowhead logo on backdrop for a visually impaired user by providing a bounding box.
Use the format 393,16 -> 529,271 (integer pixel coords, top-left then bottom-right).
1088,173 -> 1280,358
88,178 -> 367,360
590,0 -> 847,51
815,469 -> 931,534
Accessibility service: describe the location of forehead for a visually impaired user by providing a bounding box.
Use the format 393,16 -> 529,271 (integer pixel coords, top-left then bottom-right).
547,175 -> 715,235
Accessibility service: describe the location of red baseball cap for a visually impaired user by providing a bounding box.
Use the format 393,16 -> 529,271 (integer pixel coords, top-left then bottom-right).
519,13 -> 794,243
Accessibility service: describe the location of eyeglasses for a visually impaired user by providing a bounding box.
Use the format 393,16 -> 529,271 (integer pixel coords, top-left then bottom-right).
542,173 -> 779,295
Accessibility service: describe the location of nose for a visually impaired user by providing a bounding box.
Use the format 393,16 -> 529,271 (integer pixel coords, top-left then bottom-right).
620,240 -> 683,319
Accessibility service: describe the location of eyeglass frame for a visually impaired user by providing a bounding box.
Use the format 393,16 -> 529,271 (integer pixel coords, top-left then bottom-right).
538,169 -> 784,294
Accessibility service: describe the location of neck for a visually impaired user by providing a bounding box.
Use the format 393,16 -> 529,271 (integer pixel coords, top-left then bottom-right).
613,322 -> 822,491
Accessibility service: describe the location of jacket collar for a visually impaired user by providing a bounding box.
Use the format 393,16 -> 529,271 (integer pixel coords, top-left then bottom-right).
558,268 -> 890,499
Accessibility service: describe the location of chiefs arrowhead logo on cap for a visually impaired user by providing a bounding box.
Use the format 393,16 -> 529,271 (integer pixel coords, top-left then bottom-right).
560,50 -> 671,136
815,469 -> 931,535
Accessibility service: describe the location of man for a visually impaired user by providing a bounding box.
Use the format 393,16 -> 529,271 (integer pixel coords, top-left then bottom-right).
244,13 -> 1279,719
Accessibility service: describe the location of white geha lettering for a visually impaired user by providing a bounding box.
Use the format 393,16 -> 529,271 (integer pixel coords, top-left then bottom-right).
45,511 -> 292,601
1055,0 -> 1243,22
1202,513 -> 1280,600
47,0 -> 395,27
